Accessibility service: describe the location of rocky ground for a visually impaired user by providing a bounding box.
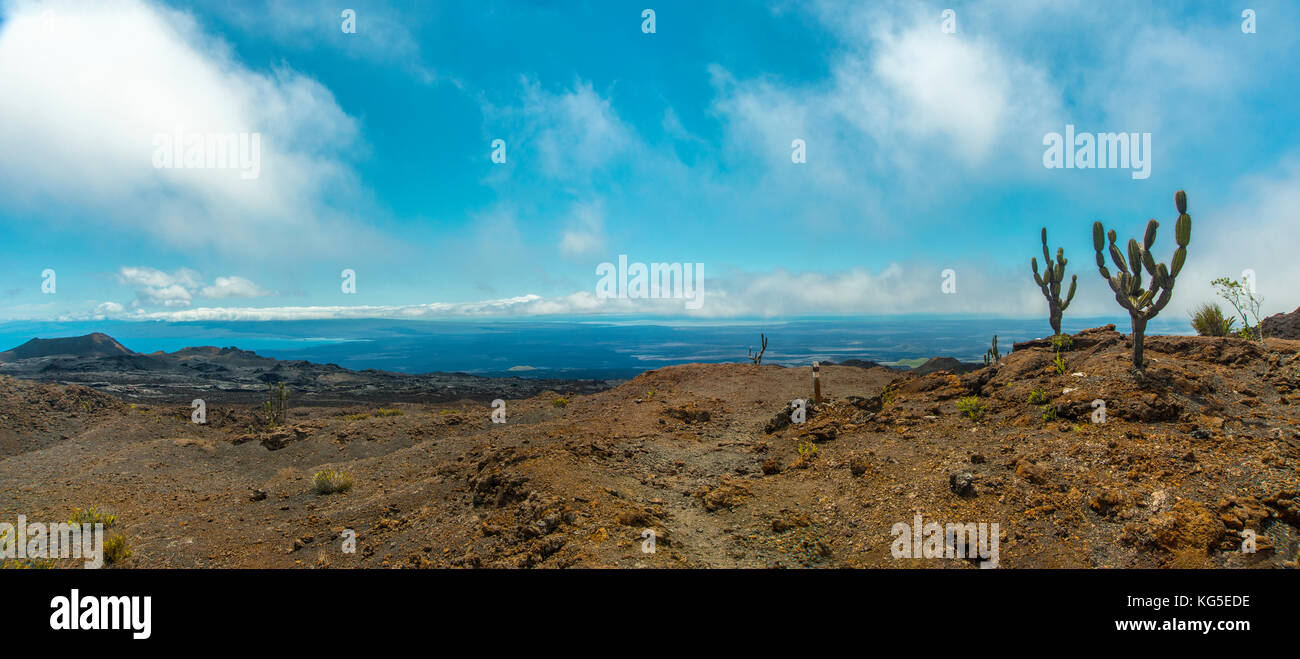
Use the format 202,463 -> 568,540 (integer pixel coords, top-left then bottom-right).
1,326 -> 1298,569
1262,306 -> 1300,340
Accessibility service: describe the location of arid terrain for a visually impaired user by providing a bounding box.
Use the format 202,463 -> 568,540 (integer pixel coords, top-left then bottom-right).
2,326 -> 1298,569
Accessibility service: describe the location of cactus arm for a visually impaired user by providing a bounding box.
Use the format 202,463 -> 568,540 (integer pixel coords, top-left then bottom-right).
1108,241 -> 1129,274
1170,246 -> 1187,278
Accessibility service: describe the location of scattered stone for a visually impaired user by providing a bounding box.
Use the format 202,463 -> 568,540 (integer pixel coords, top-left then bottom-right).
849,457 -> 869,476
1015,460 -> 1049,485
695,481 -> 752,512
949,471 -> 976,497
1148,500 -> 1225,555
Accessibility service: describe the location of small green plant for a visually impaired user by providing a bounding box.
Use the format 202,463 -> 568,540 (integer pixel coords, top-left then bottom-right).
881,384 -> 897,408
956,396 -> 986,422
1040,404 -> 1057,421
68,506 -> 117,528
1052,350 -> 1068,375
264,382 -> 290,426
552,397 -> 570,408
103,535 -> 132,565
1028,387 -> 1049,405
1189,302 -> 1235,336
343,413 -> 369,421
312,469 -> 354,495
375,408 -> 403,417
1211,277 -> 1264,341
1049,333 -> 1073,352
794,437 -> 818,464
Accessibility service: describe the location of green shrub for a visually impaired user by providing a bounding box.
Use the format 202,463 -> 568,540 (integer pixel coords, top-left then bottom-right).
552,397 -> 569,408
312,469 -> 354,495
69,506 -> 117,528
343,413 -> 369,421
1,558 -> 56,569
1049,334 -> 1073,352
793,437 -> 818,466
374,408 -> 403,417
956,396 -> 986,421
103,535 -> 132,565
1028,388 -> 1049,405
1040,404 -> 1057,421
1190,302 -> 1234,336
1052,351 -> 1068,375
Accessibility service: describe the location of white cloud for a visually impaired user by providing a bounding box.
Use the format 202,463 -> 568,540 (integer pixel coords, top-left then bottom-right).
201,276 -> 273,298
92,301 -> 125,318
485,78 -> 634,180
117,266 -> 202,307
209,0 -> 440,84
1171,161 -> 1300,318
81,258 -> 1085,322
0,0 -> 376,256
115,266 -> 273,308
559,201 -> 606,256
712,4 -> 1061,177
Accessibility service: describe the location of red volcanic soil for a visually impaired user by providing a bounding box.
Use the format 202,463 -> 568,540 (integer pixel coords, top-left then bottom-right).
2,327 -> 1298,569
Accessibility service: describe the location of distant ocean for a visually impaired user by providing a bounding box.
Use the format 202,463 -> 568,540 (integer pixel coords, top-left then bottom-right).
0,316 -> 1193,380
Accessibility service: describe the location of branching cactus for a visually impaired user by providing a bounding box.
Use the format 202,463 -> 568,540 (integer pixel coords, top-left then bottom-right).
748,333 -> 768,365
1031,228 -> 1077,336
983,334 -> 1000,366
1092,190 -> 1192,369
264,381 -> 290,426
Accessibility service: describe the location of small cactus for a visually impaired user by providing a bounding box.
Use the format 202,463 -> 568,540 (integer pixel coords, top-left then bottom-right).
264,382 -> 289,426
1031,228 -> 1077,337
748,333 -> 768,365
1092,190 -> 1191,369
983,334 -> 1000,366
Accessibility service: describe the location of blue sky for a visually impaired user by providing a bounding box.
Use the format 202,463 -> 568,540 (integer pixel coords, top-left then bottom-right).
1,0 -> 1298,322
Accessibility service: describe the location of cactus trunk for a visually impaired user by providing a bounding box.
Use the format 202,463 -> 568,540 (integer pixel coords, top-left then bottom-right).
1131,316 -> 1148,369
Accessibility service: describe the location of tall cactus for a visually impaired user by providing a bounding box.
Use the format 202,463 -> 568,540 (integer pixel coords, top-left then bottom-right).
1031,228 -> 1077,336
1092,190 -> 1192,369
